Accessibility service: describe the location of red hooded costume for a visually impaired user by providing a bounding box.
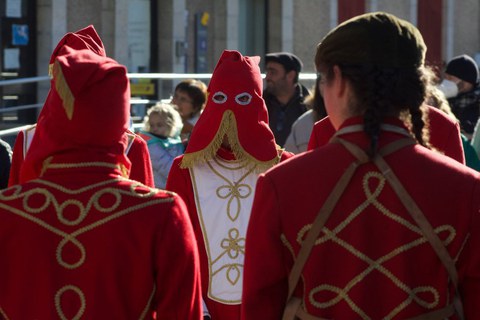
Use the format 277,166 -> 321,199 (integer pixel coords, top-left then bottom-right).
8,25 -> 153,187
0,27 -> 201,319
181,50 -> 281,169
167,50 -> 294,320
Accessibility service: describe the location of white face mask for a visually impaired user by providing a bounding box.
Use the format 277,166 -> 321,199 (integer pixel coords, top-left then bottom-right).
437,79 -> 459,98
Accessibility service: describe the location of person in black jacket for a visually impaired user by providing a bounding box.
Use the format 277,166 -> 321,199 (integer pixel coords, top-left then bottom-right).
263,52 -> 310,146
441,54 -> 480,139
0,138 -> 12,189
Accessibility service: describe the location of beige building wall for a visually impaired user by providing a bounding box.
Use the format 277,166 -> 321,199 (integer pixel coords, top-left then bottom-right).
34,0 -> 480,100
449,0 -> 480,61
293,1 -> 331,72
291,0 -> 413,73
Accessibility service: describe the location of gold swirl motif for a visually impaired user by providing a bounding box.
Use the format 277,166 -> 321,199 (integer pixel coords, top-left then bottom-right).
0,185 -> 23,200
295,171 -> 456,319
57,200 -> 86,226
22,188 -> 51,214
212,228 -> 246,285
0,169 -> 170,317
56,235 -> 86,270
220,228 -> 246,259
216,183 -> 251,221
208,160 -> 255,222
92,189 -> 122,213
0,178 -> 171,272
212,263 -> 242,286
55,285 -> 86,320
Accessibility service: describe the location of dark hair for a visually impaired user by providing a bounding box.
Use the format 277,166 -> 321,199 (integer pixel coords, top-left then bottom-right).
265,52 -> 303,83
305,75 -> 327,122
320,62 -> 430,157
174,79 -> 208,114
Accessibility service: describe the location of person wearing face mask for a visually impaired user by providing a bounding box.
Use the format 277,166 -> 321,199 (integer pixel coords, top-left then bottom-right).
439,54 -> 480,139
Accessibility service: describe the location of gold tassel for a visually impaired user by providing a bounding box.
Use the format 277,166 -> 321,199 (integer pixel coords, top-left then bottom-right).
53,60 -> 75,120
48,63 -> 54,78
180,112 -> 230,168
181,110 -> 281,170
119,163 -> 129,178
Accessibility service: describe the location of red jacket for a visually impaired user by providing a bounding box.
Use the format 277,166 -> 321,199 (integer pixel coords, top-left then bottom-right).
0,151 -> 202,319
8,127 -> 154,187
308,105 -> 465,164
242,117 -> 480,319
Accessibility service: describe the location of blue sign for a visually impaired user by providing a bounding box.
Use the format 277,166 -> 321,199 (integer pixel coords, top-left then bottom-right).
195,13 -> 209,73
12,24 -> 29,46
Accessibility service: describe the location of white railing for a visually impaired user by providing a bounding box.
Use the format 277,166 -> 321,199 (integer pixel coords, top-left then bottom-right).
0,72 -> 317,139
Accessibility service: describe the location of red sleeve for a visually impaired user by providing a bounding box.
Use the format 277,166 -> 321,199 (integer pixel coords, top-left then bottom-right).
457,178 -> 480,319
165,156 -> 193,208
280,149 -> 295,161
307,117 -> 336,151
153,194 -> 203,319
127,134 -> 155,187
426,106 -> 465,164
241,174 -> 289,320
8,131 -> 25,187
447,121 -> 465,164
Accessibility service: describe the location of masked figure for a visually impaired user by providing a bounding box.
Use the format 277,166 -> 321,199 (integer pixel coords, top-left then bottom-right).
167,50 -> 294,320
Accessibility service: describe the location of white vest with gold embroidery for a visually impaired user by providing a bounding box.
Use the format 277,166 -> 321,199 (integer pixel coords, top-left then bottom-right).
191,156 -> 263,304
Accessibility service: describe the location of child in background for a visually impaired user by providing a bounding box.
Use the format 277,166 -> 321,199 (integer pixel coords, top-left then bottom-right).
139,103 -> 184,188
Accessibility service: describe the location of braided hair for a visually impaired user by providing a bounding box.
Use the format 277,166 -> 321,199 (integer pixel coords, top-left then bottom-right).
321,63 -> 431,157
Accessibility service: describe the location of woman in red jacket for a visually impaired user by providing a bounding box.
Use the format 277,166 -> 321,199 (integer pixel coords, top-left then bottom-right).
242,12 -> 480,320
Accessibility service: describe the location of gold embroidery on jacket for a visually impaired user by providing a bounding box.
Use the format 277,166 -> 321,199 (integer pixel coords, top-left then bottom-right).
211,228 -> 245,285
291,171 -> 456,319
208,160 -> 255,221
55,285 -> 86,320
0,177 -> 172,318
208,160 -> 254,285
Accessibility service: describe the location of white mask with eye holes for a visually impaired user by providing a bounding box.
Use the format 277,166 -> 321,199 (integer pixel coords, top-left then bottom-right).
211,91 -> 253,106
437,79 -> 459,98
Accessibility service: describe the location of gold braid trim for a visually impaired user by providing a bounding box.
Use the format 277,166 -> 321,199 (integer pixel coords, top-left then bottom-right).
0,307 -> 10,320
48,63 -> 54,78
180,110 -> 281,171
40,156 -> 53,177
53,59 -> 75,120
42,160 -> 129,178
55,285 -> 86,320
139,284 -> 157,320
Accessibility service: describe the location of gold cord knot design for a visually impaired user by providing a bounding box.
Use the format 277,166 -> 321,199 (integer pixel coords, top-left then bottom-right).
288,171 -> 456,319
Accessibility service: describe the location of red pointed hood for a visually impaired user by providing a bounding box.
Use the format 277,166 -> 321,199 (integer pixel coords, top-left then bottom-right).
20,27 -> 130,183
181,50 -> 280,169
